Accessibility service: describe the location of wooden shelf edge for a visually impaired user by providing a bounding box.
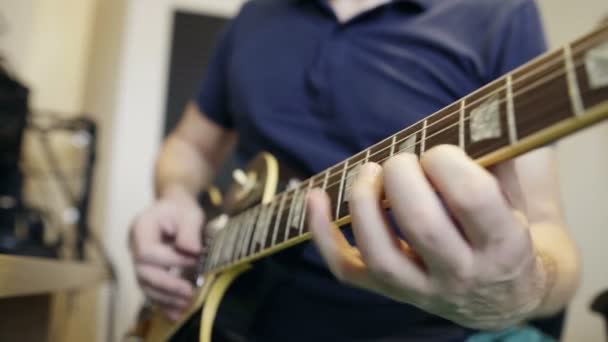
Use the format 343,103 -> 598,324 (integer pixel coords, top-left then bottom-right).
0,254 -> 108,298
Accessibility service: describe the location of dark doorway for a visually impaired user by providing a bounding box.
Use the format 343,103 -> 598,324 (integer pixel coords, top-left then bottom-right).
163,10 -> 228,136
163,10 -> 238,191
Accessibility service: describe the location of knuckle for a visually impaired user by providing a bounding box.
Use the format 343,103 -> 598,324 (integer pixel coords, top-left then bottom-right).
412,227 -> 442,250
447,263 -> 474,288
331,265 -> 349,283
406,207 -> 442,247
349,180 -> 373,204
452,175 -> 499,214
164,281 -> 184,295
331,257 -> 354,283
366,257 -> 399,284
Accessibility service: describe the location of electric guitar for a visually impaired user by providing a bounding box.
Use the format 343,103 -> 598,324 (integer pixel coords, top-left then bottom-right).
133,23 -> 608,342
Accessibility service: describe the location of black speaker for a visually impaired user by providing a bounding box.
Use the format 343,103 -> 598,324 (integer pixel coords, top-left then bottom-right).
0,64 -> 28,198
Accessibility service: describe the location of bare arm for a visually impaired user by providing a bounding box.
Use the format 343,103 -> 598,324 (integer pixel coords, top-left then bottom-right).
494,147 -> 581,317
155,101 -> 237,197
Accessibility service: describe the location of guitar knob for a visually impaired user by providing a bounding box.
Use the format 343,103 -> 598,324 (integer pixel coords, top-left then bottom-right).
232,169 -> 249,186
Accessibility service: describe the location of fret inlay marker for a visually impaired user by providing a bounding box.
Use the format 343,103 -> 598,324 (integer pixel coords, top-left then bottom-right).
242,208 -> 259,258
254,202 -> 275,255
344,165 -> 360,203
585,41 -> 608,90
398,133 -> 417,154
335,162 -> 348,219
565,44 -> 585,116
284,190 -> 297,241
459,100 -> 465,149
271,194 -> 287,246
470,94 -> 501,142
506,75 -> 518,144
290,188 -> 305,229
420,120 -> 427,153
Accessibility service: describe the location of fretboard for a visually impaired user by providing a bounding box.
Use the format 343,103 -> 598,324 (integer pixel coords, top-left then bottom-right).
203,24 -> 608,274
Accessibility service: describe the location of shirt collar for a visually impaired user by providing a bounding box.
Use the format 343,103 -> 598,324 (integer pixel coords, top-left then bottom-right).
296,0 -> 436,11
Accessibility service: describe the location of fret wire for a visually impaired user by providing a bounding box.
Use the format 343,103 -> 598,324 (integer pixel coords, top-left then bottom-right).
390,135 -> 396,157
335,161 -> 349,219
283,188 -> 298,241
220,222 -> 236,266
249,206 -> 263,255
420,120 -> 427,154
232,213 -> 247,261
207,228 -> 224,270
255,202 -> 275,255
322,170 -> 329,190
459,100 -> 465,149
227,215 -> 244,263
241,207 -> 259,259
564,44 -> 585,116
298,180 -> 314,235
237,212 -> 252,260
506,75 -> 518,145
237,212 -> 250,259
271,193 -> 288,246
218,222 -> 231,266
212,230 -> 226,269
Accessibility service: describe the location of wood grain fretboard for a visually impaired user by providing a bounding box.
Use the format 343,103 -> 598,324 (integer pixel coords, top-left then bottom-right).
203,24 -> 608,274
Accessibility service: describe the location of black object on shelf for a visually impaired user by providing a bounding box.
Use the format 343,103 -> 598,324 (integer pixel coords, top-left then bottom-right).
29,115 -> 97,261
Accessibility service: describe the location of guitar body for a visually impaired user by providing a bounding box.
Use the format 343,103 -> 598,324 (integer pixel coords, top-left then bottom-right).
134,153 -> 280,342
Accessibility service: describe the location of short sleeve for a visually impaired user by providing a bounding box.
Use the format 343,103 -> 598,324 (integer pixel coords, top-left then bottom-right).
195,21 -> 236,129
487,0 -> 547,80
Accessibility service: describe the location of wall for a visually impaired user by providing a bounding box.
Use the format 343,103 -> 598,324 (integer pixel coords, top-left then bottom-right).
1,0 -> 98,114
1,1 -> 105,341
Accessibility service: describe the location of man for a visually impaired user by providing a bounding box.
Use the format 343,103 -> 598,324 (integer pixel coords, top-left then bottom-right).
130,0 -> 581,340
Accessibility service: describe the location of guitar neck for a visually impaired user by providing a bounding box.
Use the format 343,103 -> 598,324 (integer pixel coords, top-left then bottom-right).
203,24 -> 608,274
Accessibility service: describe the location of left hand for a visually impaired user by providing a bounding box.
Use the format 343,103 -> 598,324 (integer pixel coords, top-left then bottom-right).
307,145 -> 548,330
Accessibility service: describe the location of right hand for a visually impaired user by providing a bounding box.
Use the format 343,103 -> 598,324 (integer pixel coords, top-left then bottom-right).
129,185 -> 205,321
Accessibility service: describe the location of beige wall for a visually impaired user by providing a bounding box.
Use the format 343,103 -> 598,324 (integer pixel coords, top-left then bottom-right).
99,2 -> 244,341
1,0 -> 98,113
1,1 -> 104,341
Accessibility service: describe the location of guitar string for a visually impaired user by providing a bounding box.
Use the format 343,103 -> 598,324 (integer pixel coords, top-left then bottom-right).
265,38 -> 606,206
206,56 -> 592,272
305,32 -> 608,188
209,45 -> 602,269
221,33 -> 607,224
277,53 -> 594,202
206,36 -> 607,270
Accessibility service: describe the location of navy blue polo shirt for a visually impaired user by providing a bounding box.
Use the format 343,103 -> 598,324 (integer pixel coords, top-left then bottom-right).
197,0 -> 546,340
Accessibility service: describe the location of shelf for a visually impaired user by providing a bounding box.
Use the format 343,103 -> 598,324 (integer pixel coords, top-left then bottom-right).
0,254 -> 107,298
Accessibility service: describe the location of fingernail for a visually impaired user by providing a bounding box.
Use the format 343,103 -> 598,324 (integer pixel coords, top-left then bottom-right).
359,163 -> 382,179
